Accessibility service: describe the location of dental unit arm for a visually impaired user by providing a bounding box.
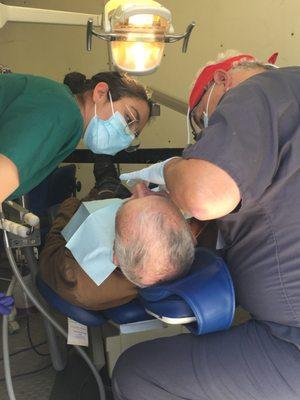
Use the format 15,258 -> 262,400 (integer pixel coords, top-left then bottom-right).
0,201 -> 40,246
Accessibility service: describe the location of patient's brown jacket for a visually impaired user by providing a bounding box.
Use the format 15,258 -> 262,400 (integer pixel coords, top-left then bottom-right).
39,198 -> 138,311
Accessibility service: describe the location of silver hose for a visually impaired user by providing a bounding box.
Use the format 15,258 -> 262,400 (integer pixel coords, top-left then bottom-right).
3,231 -> 106,400
2,276 -> 17,400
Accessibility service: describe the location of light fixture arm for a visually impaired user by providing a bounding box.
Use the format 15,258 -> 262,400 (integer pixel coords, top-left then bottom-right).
87,19 -> 111,50
0,3 -> 102,29
165,22 -> 196,53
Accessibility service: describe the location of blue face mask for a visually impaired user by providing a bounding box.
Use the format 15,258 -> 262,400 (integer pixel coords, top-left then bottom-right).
83,92 -> 135,155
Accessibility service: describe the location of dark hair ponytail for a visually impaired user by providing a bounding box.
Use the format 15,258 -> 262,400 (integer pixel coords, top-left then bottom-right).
64,71 -> 152,115
63,72 -> 88,95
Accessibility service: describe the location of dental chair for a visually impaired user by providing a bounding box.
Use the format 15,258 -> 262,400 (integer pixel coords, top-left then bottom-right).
27,166 -> 235,384
35,246 -> 235,372
36,247 -> 235,337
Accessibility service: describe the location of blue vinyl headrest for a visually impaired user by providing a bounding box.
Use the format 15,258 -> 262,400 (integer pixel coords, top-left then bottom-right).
140,247 -> 235,335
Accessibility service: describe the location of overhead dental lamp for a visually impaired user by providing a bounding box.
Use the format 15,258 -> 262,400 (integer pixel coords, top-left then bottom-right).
87,0 -> 195,74
0,0 -> 195,75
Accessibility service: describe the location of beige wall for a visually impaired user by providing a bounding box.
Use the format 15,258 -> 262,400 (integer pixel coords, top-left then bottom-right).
2,1 -> 300,196
0,0 -> 108,79
140,0 -> 300,100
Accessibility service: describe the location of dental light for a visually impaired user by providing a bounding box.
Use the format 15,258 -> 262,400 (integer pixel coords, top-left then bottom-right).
87,0 -> 195,75
0,0 -> 195,75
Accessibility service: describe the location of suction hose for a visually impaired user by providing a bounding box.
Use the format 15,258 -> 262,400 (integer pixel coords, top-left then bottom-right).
3,231 -> 106,400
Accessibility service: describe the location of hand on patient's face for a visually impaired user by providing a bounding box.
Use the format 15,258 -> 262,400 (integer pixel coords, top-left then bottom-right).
130,181 -> 170,200
130,182 -> 152,199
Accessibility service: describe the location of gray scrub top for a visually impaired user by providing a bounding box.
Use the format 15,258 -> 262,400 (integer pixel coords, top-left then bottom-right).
183,67 -> 300,346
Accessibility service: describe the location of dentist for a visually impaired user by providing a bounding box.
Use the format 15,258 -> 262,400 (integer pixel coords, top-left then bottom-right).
114,51 -> 300,400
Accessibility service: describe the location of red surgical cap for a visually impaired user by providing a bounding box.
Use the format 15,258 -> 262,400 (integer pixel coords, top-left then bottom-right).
188,52 -> 279,110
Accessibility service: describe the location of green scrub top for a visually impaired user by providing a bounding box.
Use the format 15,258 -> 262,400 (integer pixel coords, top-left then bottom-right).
0,73 -> 84,199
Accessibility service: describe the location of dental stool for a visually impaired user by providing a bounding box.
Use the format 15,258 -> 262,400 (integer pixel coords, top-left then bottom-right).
140,247 -> 235,335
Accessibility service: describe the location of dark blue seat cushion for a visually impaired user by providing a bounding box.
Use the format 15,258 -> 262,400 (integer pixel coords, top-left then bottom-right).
36,274 -> 152,326
103,299 -> 153,324
36,273 -> 106,327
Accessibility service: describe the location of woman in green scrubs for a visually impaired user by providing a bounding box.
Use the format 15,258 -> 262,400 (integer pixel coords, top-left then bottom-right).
0,71 -> 151,202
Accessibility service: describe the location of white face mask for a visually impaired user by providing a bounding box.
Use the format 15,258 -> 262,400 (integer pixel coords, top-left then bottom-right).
188,83 -> 216,143
202,82 -> 216,129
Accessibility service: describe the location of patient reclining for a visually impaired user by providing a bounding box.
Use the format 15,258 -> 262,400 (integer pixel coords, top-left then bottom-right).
39,192 -> 195,310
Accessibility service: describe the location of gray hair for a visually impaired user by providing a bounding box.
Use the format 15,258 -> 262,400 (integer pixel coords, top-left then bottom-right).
114,197 -> 195,288
193,49 -> 278,93
231,60 -> 278,71
201,49 -> 278,71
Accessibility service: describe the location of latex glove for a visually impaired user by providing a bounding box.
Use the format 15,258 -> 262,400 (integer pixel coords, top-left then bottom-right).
120,157 -> 179,186
0,291 -> 14,315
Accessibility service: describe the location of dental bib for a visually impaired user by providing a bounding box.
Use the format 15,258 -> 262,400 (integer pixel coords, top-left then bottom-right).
62,198 -> 124,285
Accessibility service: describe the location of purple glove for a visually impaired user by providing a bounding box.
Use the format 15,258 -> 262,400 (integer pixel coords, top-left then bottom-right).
0,291 -> 14,315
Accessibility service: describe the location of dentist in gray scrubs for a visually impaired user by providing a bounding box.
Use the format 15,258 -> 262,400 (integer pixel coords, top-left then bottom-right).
112,51 -> 300,400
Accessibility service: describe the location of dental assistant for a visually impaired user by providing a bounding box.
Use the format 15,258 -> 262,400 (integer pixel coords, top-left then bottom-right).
0,71 -> 151,202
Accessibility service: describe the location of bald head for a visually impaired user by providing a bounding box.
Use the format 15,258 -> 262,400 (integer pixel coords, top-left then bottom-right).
114,194 -> 195,287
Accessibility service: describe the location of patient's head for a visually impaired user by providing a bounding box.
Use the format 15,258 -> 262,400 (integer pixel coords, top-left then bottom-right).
114,190 -> 195,287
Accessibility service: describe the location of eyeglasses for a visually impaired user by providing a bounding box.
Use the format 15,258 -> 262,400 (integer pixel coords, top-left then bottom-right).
124,105 -> 140,137
124,105 -> 141,152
